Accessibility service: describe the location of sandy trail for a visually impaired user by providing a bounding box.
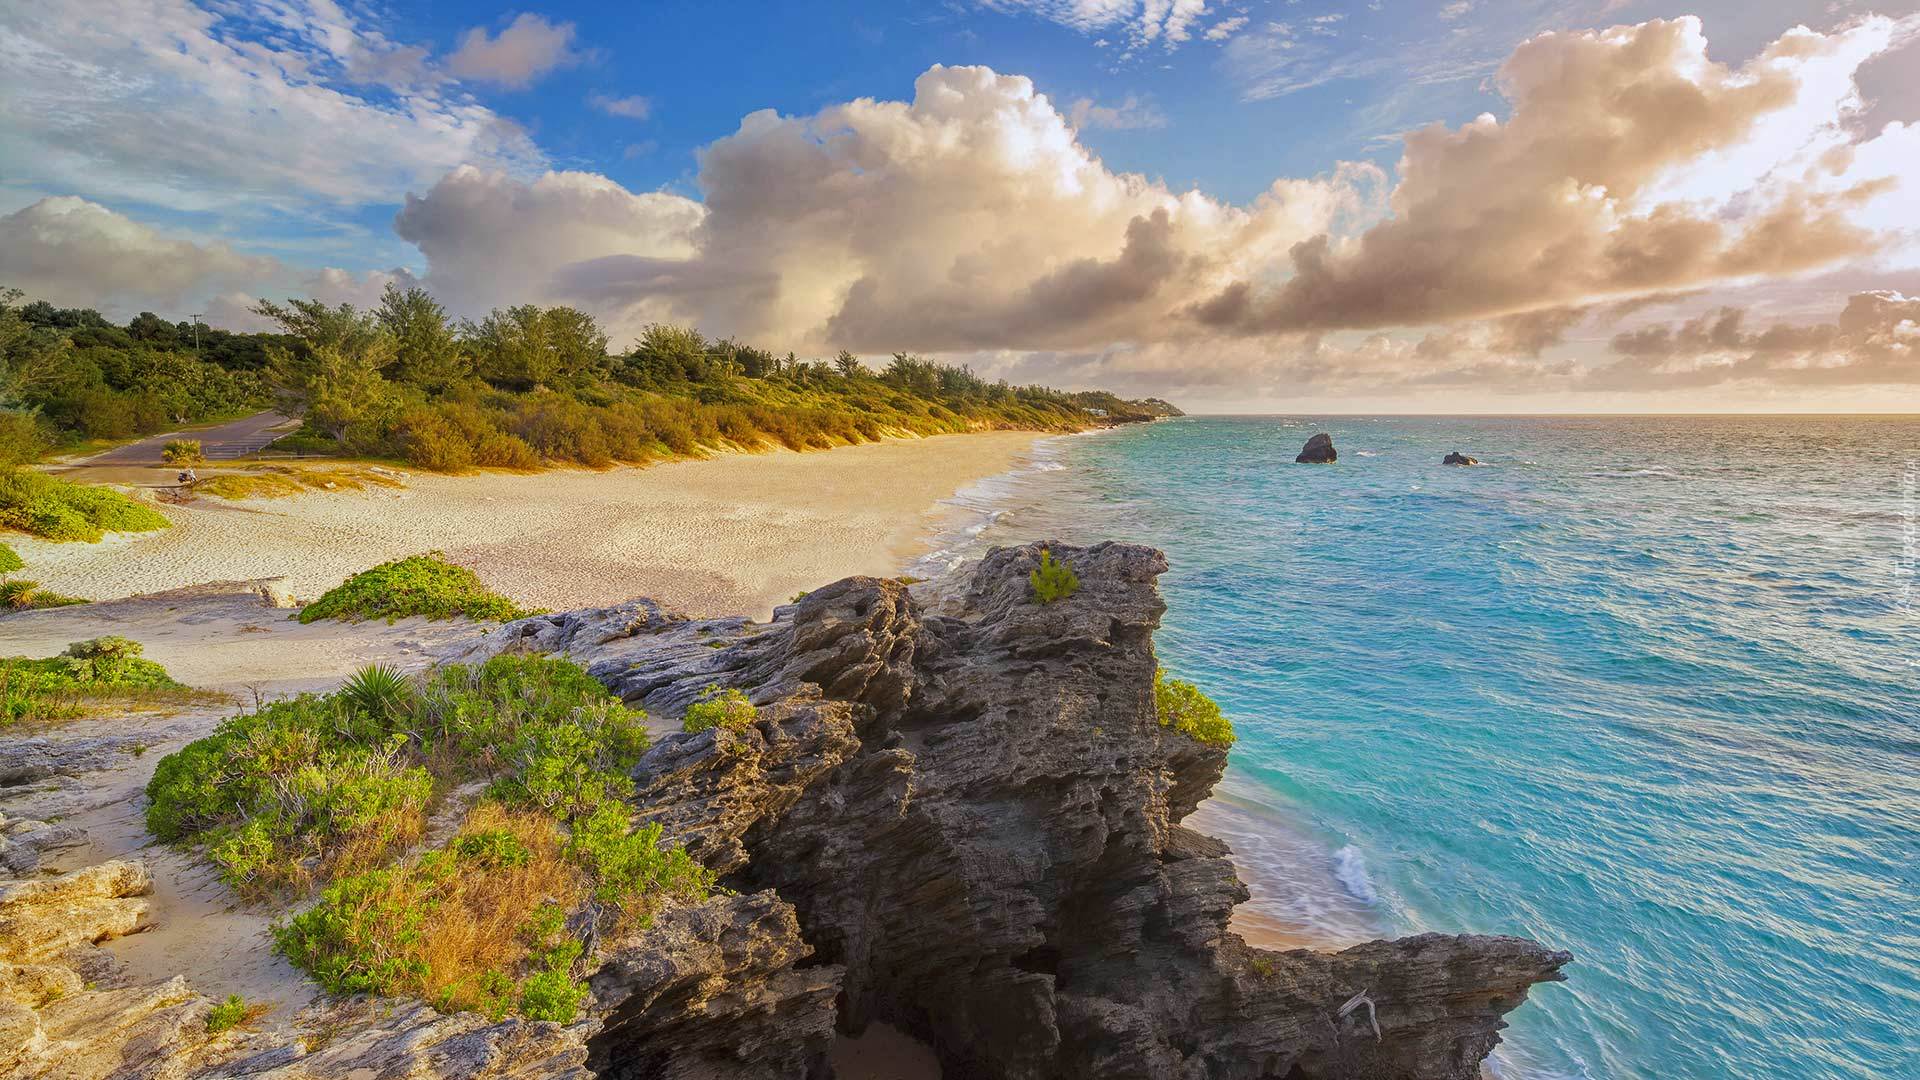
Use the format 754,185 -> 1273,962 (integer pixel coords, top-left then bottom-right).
20,431 -> 1047,621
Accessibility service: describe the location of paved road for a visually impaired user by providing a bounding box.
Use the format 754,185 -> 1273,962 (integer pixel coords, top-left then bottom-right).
73,411 -> 299,467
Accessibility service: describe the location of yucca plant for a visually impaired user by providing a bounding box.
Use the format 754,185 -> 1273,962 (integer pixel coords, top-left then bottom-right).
341,663 -> 416,725
1,579 -> 41,610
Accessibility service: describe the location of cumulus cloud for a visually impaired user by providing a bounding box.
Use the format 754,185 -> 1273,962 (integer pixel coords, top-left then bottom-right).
1194,16 -> 1918,337
479,65 -> 1378,350
1594,291 -> 1920,388
393,166 -> 705,317
0,0 -> 544,215
445,13 -> 580,89
0,196 -> 405,324
0,197 -> 275,313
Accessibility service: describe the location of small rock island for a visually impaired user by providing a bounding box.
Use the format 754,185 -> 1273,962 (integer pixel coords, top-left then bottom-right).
1296,433 -> 1337,463
1443,451 -> 1479,465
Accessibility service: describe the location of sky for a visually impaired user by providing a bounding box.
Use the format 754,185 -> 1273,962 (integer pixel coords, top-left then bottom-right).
1,1 -> 1917,412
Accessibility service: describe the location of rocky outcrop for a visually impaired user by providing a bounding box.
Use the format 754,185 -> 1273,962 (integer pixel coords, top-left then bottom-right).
1442,452 -> 1479,466
3,541 -> 1567,1080
461,540 -> 1570,1079
1297,433 -> 1337,463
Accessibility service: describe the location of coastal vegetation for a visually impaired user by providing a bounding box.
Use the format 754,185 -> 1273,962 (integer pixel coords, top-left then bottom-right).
1153,668 -> 1234,748
193,463 -> 406,501
161,439 -> 204,466
0,636 -> 197,724
0,285 -> 1176,483
0,470 -> 169,541
1029,547 -> 1080,604
681,685 -> 757,734
297,553 -> 534,624
146,654 -> 703,1023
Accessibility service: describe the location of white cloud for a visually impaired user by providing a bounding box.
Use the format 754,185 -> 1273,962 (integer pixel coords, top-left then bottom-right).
393,166 -> 705,317
1067,93 -> 1168,129
0,196 -> 403,322
1205,16 -> 1248,42
0,0 -> 544,215
589,93 -> 653,120
1439,2 -> 1473,21
1196,16 -> 1918,335
980,1 -> 1214,50
445,13 -> 580,89
395,65 -> 1375,351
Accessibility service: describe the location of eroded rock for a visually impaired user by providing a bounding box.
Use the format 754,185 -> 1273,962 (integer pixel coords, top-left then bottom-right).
1297,432 -> 1337,463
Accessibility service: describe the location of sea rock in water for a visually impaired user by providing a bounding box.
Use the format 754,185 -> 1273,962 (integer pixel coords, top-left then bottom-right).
1297,432 -> 1337,463
1443,451 -> 1479,465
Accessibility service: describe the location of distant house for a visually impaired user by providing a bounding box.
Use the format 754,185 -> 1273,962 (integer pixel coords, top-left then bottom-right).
1084,407 -> 1108,417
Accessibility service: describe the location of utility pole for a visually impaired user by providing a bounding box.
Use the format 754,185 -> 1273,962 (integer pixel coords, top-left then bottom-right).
190,313 -> 205,356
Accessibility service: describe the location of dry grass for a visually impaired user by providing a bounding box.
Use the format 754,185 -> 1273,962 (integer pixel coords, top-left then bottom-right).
194,465 -> 407,501
422,805 -> 587,1013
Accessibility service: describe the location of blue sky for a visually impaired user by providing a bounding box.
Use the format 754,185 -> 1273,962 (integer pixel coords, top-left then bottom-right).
1,1 -> 1917,410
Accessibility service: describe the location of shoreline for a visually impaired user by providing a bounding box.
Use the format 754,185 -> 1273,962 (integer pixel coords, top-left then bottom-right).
15,431 -> 1049,621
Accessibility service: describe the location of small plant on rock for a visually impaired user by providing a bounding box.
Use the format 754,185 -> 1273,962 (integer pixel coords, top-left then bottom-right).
681,685 -> 756,734
1029,548 -> 1079,605
206,994 -> 249,1033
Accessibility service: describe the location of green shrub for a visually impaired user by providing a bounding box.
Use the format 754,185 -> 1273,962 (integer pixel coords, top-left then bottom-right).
0,472 -> 169,542
205,994 -> 248,1033
681,685 -> 756,734
0,542 -> 21,575
566,801 -> 711,913
1153,668 -> 1234,748
162,439 -> 204,465
299,553 -> 534,624
0,636 -> 190,725
1029,548 -> 1079,605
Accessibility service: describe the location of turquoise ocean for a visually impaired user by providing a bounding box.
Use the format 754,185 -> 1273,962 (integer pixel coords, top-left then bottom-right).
912,416 -> 1919,1080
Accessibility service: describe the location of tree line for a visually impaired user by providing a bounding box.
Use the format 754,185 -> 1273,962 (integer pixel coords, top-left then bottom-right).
0,284 -> 1179,473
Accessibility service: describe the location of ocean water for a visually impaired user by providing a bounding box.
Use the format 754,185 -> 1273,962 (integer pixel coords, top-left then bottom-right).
914,416 -> 1920,1080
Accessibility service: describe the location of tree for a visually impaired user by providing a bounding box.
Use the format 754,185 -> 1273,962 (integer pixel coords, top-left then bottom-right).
466,305 -> 608,390
834,350 -> 862,379
376,284 -> 467,392
250,298 -> 386,359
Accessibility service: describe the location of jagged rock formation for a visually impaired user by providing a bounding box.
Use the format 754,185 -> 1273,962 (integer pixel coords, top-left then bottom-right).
1442,452 -> 1479,466
2,541 -> 1567,1079
1297,433 -> 1337,463
464,540 -> 1571,1079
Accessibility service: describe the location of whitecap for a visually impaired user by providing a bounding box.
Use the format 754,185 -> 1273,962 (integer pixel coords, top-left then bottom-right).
1332,845 -> 1379,905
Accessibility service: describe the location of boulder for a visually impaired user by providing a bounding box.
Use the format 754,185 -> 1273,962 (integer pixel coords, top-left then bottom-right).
1297,432 -> 1337,463
1443,451 -> 1479,466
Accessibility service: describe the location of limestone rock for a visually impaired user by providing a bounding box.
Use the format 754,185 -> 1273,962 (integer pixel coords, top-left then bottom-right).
1442,451 -> 1479,465
515,540 -> 1570,1079
0,860 -> 152,965
1297,432 -> 1337,463
587,892 -> 841,1079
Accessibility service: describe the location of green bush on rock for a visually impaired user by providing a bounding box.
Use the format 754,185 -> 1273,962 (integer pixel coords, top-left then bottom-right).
1029,548 -> 1079,605
1153,668 -> 1234,748
681,685 -> 756,734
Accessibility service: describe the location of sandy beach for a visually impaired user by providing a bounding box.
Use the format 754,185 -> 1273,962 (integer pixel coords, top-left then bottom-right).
21,431 -> 1047,620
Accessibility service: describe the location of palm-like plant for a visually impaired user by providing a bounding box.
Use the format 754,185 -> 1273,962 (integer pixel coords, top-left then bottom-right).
341,663 -> 416,724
